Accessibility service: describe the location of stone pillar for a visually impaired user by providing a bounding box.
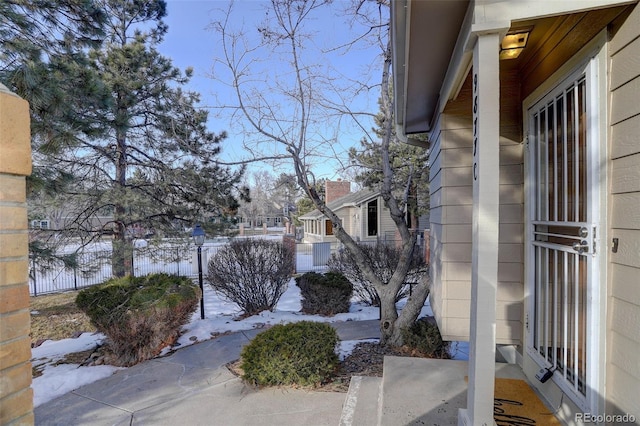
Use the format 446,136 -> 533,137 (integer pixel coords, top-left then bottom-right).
282,235 -> 296,274
423,229 -> 431,265
0,84 -> 34,424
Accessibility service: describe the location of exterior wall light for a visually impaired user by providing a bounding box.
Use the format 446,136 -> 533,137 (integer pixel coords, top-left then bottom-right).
500,29 -> 531,60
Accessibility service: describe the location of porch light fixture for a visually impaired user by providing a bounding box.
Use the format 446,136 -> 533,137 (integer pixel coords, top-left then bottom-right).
500,29 -> 531,60
192,224 -> 205,319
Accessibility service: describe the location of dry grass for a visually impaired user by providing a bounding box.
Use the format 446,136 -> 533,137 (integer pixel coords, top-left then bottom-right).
30,291 -> 96,345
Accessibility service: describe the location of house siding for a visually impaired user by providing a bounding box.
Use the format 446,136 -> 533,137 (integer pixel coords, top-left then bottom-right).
378,201 -> 396,241
341,208 -> 353,237
606,3 -> 640,419
428,70 -> 524,345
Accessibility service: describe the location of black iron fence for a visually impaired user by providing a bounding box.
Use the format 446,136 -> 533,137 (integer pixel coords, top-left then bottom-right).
29,236 -> 427,296
30,250 -> 113,296
28,246 -> 206,296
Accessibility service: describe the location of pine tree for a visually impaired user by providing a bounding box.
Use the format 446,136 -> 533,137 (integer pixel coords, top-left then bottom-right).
1,0 -> 109,187
9,0 -> 246,277
87,0 -> 246,276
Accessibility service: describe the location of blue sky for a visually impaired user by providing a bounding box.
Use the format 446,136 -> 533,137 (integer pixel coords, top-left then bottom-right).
159,0 -> 384,181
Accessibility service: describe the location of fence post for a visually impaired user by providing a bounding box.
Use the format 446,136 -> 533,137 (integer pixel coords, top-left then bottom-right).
424,229 -> 430,264
282,234 -> 296,274
176,247 -> 180,275
32,255 -> 37,297
130,247 -> 135,277
73,266 -> 78,291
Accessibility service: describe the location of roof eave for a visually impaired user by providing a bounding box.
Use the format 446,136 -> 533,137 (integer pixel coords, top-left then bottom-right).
391,0 -> 408,138
391,0 -> 471,139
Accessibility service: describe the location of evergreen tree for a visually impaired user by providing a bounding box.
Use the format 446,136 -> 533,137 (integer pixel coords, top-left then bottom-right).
1,0 -> 109,186
12,0 -> 246,277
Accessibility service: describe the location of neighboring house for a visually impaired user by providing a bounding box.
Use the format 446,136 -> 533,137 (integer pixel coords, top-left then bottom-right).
29,207 -> 159,238
392,0 -> 640,424
299,180 -> 429,244
299,189 -> 393,243
29,212 -> 115,235
237,202 -> 286,228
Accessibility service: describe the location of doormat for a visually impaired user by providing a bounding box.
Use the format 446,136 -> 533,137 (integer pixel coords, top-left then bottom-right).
493,378 -> 561,425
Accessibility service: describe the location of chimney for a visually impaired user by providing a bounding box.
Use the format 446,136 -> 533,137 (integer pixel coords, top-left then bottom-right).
325,179 -> 351,203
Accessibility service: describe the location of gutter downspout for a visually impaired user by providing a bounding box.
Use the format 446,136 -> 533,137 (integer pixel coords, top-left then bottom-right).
396,124 -> 430,149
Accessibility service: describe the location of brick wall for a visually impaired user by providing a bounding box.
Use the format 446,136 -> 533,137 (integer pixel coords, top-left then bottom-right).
0,84 -> 33,425
325,180 -> 351,203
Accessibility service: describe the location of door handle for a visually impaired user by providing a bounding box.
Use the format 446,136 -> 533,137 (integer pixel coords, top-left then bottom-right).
572,240 -> 589,254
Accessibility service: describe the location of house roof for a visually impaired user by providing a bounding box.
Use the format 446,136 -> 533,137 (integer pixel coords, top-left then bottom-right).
391,0 -> 634,137
298,189 -> 379,220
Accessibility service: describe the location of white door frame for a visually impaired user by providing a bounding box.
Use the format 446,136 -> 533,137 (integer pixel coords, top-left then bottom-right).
523,34 -> 607,415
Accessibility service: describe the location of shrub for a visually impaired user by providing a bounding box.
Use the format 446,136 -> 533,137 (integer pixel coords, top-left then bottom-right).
401,316 -> 450,359
327,242 -> 427,306
76,273 -> 200,366
296,272 -> 353,316
240,321 -> 339,387
206,238 -> 294,316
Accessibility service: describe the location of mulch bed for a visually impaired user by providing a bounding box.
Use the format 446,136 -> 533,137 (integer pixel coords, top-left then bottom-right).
227,341 -> 436,393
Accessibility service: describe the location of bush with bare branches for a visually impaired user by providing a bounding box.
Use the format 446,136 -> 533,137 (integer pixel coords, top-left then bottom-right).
327,242 -> 428,306
206,239 -> 294,316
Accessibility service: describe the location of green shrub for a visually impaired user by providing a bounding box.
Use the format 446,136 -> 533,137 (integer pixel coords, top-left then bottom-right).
240,321 -> 339,387
401,316 -> 450,359
206,239 -> 294,316
76,273 -> 200,366
296,272 -> 353,316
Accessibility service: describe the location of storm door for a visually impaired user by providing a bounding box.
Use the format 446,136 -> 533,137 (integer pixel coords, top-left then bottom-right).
526,63 -> 602,411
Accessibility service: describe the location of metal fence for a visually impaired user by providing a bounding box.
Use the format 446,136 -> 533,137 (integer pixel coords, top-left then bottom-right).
29,241 -> 323,296
30,250 -> 113,296
29,246 -> 207,296
29,237 -> 426,296
293,241 -> 337,273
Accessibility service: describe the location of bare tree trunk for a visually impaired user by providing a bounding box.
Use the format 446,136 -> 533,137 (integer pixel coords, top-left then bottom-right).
387,273 -> 431,346
373,38 -> 429,346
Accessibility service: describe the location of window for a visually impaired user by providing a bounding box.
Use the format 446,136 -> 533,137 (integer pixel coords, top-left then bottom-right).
367,199 -> 378,236
31,220 -> 49,229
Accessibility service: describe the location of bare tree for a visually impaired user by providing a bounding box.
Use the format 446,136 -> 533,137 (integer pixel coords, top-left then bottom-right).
237,171 -> 276,227
210,0 -> 429,346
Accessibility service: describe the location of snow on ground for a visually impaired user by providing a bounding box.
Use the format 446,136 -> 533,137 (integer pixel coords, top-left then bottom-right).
31,279 -> 468,407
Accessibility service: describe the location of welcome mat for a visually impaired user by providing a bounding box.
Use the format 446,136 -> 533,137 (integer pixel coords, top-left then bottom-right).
493,378 -> 561,425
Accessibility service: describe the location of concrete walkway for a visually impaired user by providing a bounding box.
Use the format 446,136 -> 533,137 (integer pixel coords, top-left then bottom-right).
34,320 -> 381,426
